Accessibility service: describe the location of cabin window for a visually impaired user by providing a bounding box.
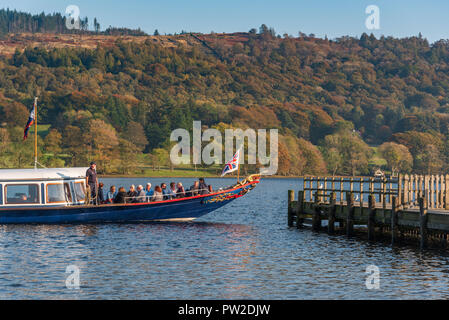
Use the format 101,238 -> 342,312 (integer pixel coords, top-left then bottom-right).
5,184 -> 40,204
46,183 -> 72,203
0,184 -> 2,205
74,182 -> 86,202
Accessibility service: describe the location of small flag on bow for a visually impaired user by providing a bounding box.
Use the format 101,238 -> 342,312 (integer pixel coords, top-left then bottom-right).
221,147 -> 241,177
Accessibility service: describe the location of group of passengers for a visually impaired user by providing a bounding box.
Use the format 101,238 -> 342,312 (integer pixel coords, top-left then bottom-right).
98,178 -> 213,204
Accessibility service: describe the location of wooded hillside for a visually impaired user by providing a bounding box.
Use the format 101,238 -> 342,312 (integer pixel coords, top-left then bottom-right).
1,10 -> 449,176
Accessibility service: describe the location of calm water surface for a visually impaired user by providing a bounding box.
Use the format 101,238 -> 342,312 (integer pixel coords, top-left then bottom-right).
1,177 -> 449,299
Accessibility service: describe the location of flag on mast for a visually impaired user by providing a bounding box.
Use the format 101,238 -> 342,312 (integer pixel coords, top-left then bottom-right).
23,104 -> 35,140
221,147 -> 241,177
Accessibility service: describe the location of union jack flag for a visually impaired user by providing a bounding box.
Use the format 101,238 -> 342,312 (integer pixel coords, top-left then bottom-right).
23,105 -> 35,140
221,148 -> 241,177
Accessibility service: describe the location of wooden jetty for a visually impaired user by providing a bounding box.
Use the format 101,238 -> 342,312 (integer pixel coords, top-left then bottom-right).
288,174 -> 449,249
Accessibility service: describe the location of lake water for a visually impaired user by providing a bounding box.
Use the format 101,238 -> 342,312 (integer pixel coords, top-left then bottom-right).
1,177 -> 449,299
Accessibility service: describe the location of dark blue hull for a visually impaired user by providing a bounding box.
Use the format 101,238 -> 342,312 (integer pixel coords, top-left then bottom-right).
0,181 -> 258,224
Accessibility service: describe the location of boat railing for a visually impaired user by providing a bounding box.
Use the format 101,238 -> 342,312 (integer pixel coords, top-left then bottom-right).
121,188 -> 218,204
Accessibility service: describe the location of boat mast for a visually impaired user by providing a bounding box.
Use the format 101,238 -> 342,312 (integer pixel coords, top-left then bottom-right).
34,97 -> 38,169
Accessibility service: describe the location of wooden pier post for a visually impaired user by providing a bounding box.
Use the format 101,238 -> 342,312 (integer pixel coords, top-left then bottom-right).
424,175 -> 430,207
359,178 -> 364,207
403,175 -> 409,209
410,175 -> 415,207
328,192 -> 337,234
391,196 -> 399,245
436,175 -> 441,208
445,174 -> 449,210
296,190 -> 304,228
427,174 -> 435,209
346,191 -> 354,236
419,196 -> 428,249
340,177 -> 344,205
312,192 -> 321,231
368,194 -> 376,241
323,177 -> 327,203
288,190 -> 295,227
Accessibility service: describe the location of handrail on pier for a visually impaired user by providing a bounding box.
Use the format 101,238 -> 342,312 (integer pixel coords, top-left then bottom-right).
302,174 -> 449,210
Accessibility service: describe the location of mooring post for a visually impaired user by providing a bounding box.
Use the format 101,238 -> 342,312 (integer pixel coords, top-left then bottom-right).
312,191 -> 321,231
391,196 -> 399,245
288,190 -> 294,227
368,194 -> 376,241
296,190 -> 304,228
328,191 -> 337,234
346,191 -> 354,236
419,196 -> 428,249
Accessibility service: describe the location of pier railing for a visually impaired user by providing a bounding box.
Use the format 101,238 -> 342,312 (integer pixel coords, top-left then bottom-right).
303,174 -> 449,210
288,174 -> 449,249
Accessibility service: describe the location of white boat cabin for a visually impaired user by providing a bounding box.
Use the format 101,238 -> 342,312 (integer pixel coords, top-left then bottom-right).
0,168 -> 88,207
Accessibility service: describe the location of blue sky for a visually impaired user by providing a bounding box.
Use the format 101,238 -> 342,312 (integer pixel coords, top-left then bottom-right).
1,0 -> 449,42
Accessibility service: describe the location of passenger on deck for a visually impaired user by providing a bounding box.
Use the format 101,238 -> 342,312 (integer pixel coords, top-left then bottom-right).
98,182 -> 105,204
106,186 -> 117,203
114,187 -> 127,203
198,178 -> 210,195
176,182 -> 185,198
153,186 -> 164,202
188,181 -> 200,197
135,185 -> 146,203
161,183 -> 170,200
127,185 -> 137,202
145,183 -> 154,201
86,162 -> 98,204
208,185 -> 213,193
168,182 -> 177,199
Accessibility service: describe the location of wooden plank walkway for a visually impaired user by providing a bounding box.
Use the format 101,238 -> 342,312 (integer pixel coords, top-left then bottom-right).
288,174 -> 449,249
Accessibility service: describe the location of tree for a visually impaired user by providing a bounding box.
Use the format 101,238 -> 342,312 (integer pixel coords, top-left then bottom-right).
415,144 -> 443,174
1,101 -> 29,127
118,138 -> 140,174
44,129 -> 62,154
322,146 -> 343,176
93,17 -> 100,33
277,140 -> 291,175
84,119 -> 119,172
321,131 -> 372,176
152,148 -> 169,170
123,121 -> 148,151
62,125 -> 87,166
379,142 -> 413,175
0,128 -> 9,154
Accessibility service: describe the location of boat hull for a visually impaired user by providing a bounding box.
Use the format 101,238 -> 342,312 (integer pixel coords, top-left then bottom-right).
0,181 -> 258,224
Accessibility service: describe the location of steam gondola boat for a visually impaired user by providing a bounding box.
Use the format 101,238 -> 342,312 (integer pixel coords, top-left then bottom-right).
0,168 -> 260,224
